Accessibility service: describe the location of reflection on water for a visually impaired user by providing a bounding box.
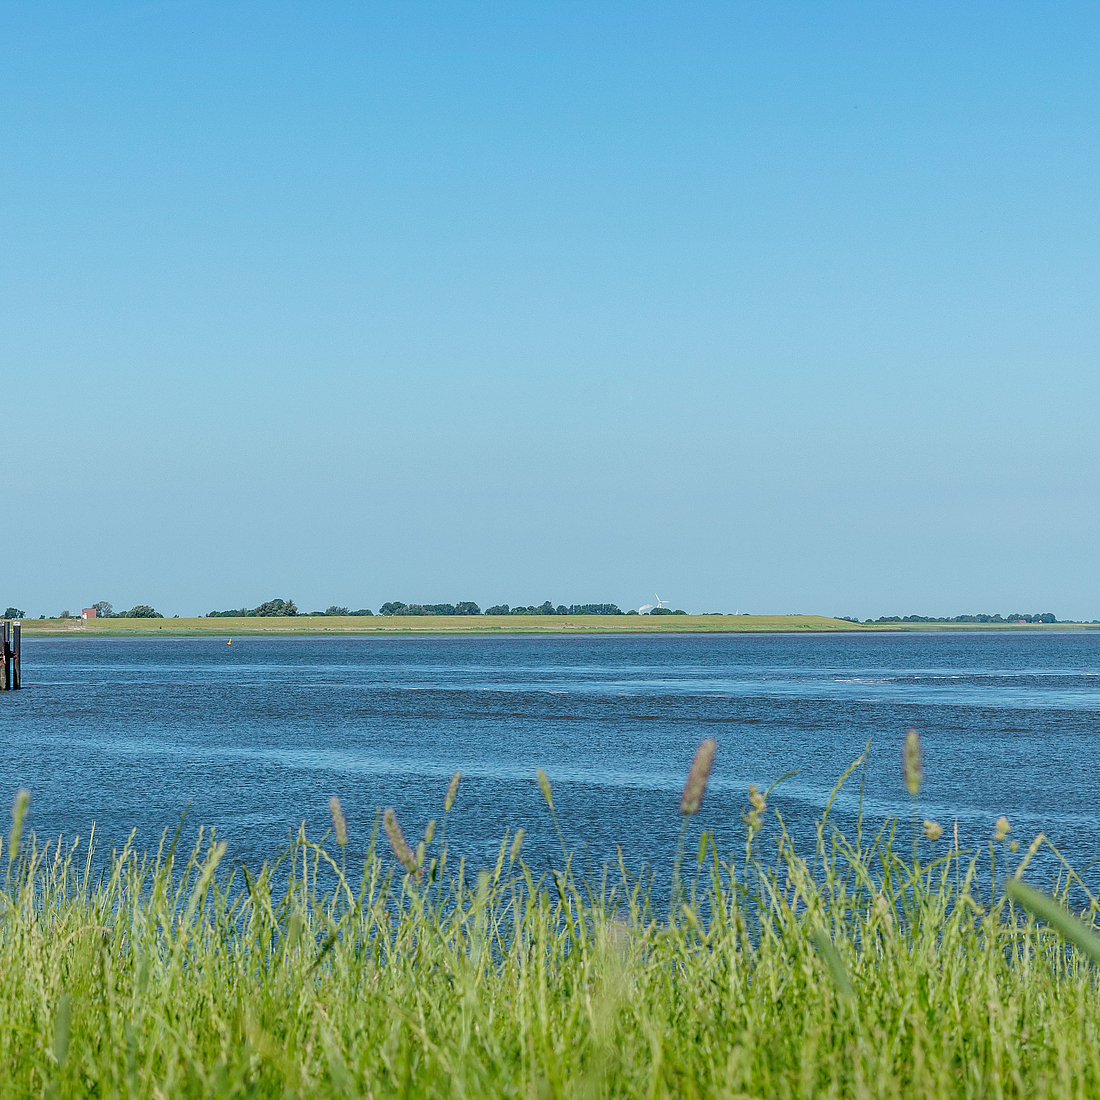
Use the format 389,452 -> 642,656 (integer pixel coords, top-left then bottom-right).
1,631 -> 1098,873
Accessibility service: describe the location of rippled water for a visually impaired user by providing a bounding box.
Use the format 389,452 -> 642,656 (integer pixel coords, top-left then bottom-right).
1,631 -> 1098,874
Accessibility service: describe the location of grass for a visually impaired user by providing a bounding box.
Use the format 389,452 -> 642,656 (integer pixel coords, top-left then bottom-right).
20,613 -> 863,636
5,754 -> 1100,1099
20,614 -> 1098,637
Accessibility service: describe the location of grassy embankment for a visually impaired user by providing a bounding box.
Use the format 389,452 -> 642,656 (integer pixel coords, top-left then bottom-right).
20,614 -> 859,636
4,749 -> 1100,1099
19,614 -> 1097,637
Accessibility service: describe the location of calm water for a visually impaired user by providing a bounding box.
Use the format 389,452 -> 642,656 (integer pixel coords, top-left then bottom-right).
1,631 -> 1099,877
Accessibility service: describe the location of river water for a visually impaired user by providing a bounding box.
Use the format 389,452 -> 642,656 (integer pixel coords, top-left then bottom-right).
2,631 -> 1098,877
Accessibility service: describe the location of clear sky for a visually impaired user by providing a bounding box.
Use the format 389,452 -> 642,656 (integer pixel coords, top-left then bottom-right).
3,2 -> 1098,619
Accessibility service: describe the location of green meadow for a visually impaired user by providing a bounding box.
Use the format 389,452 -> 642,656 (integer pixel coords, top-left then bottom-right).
20,614 -> 861,636
19,614 -> 1095,637
4,748 -> 1100,1099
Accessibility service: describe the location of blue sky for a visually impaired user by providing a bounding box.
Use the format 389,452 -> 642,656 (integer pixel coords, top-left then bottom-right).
2,2 -> 1098,618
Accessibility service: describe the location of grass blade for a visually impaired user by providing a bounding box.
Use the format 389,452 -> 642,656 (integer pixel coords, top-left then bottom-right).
810,926 -> 853,998
1006,879 -> 1100,965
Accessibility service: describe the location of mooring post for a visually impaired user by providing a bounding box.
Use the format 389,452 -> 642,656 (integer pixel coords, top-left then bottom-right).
0,620 -> 8,691
12,621 -> 20,689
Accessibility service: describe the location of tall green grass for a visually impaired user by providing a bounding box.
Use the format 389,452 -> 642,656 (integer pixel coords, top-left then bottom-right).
4,749 -> 1100,1099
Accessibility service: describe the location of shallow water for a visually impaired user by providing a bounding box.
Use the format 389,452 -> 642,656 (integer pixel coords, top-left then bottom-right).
1,631 -> 1098,877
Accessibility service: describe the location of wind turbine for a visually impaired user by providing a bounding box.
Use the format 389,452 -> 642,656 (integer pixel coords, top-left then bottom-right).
654,593 -> 670,610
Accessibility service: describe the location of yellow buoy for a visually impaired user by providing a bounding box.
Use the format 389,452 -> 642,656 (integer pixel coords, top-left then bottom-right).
227,639 -> 232,645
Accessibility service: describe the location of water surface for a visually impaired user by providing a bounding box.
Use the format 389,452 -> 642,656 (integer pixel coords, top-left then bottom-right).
2,631 -> 1098,875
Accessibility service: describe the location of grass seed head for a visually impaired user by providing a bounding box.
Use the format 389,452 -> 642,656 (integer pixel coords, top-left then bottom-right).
383,808 -> 420,877
874,893 -> 893,930
328,796 -> 347,847
537,769 -> 554,811
680,739 -> 717,816
743,784 -> 766,832
749,784 -> 766,813
994,815 -> 1012,841
510,828 -> 525,862
9,789 -> 30,858
444,771 -> 461,813
902,728 -> 923,797
922,819 -> 943,842
423,818 -> 436,846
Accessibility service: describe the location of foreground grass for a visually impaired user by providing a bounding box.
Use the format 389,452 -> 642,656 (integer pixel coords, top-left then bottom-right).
4,771 -> 1100,1099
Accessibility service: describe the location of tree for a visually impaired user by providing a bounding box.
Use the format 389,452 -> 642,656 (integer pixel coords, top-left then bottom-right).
3,607 -> 25,619
126,605 -> 162,618
454,602 -> 480,615
93,601 -> 113,618
255,599 -> 297,617
325,606 -> 350,616
485,605 -> 509,615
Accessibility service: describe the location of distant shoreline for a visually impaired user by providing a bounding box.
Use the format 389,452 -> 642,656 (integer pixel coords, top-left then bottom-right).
15,614 -> 1100,637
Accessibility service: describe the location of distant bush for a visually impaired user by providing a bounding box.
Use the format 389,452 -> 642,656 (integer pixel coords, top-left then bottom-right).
3,607 -> 25,619
126,606 -> 163,619
256,599 -> 296,617
648,607 -> 687,616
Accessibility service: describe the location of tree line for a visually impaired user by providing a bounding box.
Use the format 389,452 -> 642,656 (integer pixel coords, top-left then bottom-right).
1,605 -> 167,619
862,613 -> 1059,624
207,599 -> 303,617
88,601 -> 162,619
383,602 -> 635,616
202,600 -> 653,617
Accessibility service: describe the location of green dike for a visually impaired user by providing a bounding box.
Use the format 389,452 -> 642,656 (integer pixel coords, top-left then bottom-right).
4,764 -> 1100,1098
20,613 -> 862,636
20,614 -> 1096,636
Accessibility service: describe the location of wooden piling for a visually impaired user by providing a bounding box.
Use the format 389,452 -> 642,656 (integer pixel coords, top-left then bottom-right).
1,620 -> 24,690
